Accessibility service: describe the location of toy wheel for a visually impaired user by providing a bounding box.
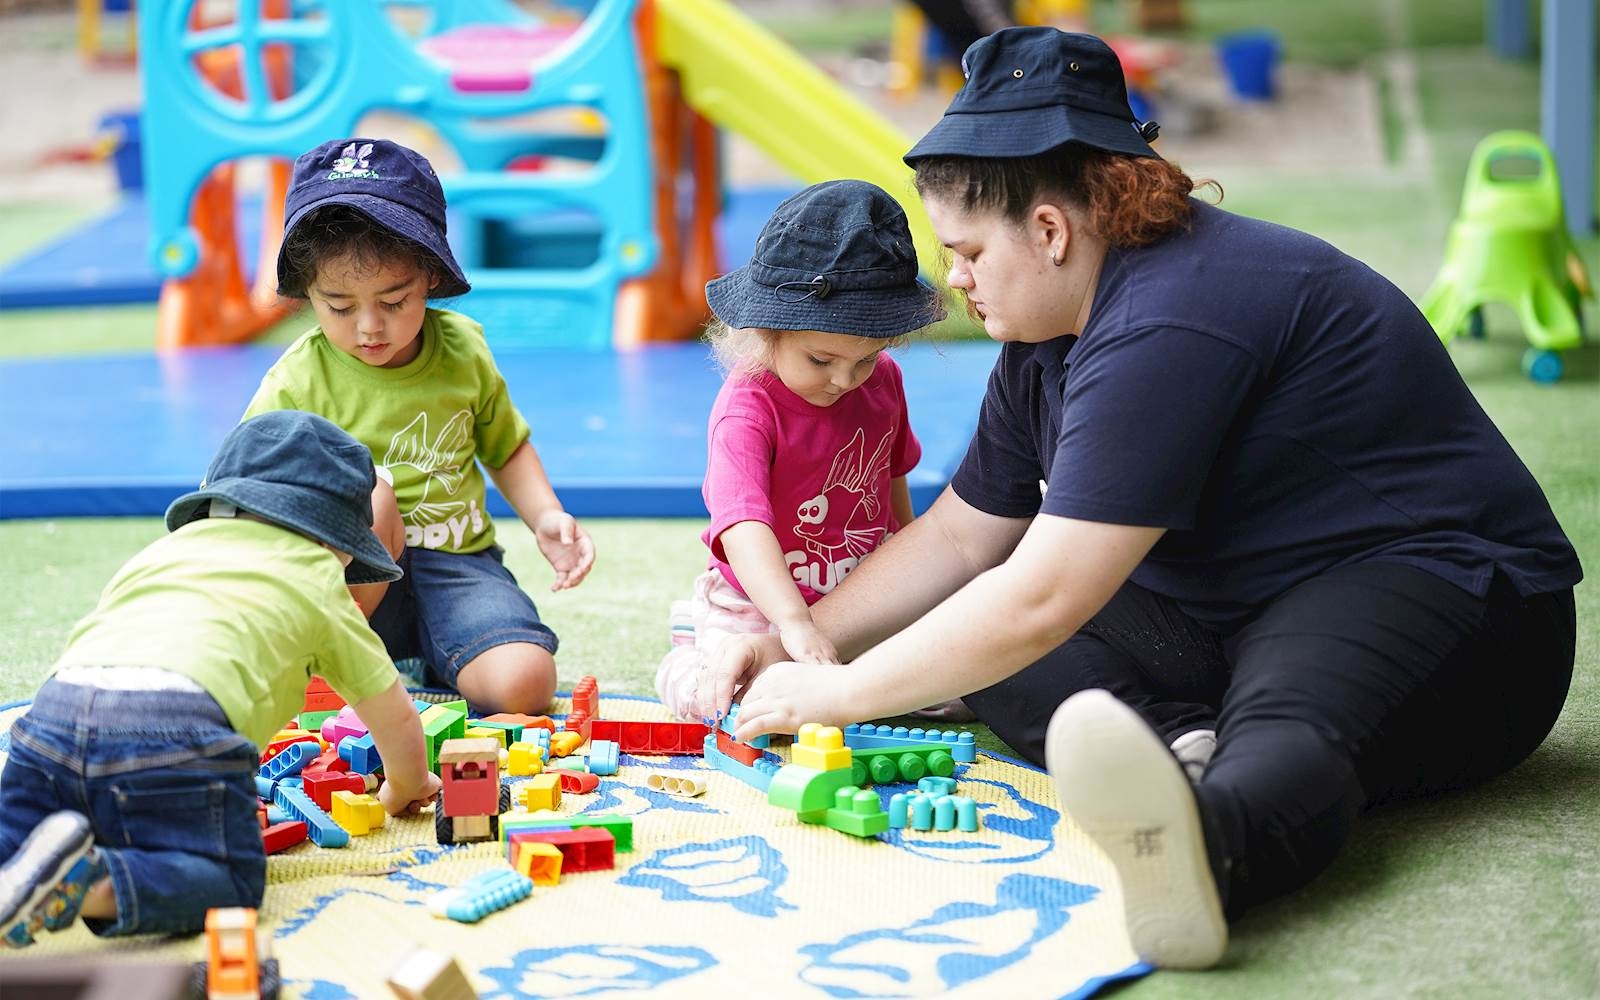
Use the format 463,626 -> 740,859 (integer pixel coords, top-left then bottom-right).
1521,348 -> 1563,383
851,759 -> 869,787
433,792 -> 454,846
1466,307 -> 1486,340
896,752 -> 927,782
498,784 -> 512,813
261,958 -> 282,1000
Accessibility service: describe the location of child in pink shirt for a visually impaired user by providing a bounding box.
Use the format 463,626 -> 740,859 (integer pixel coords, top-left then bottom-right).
656,180 -> 945,720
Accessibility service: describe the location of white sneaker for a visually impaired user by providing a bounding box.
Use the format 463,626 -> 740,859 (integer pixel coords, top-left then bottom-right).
1046,690 -> 1228,969
1170,728 -> 1217,782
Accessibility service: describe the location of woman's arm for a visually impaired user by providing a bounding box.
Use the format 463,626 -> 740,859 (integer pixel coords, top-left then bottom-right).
731,514 -> 1164,739
488,441 -> 595,590
700,485 -> 1032,717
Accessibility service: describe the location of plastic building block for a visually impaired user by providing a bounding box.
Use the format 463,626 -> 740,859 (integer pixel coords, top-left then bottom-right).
499,812 -> 635,853
570,675 -> 600,718
338,733 -> 384,775
812,785 -> 889,838
917,775 -> 958,797
850,746 -> 957,787
703,733 -> 779,792
792,723 -> 850,772
590,719 -> 710,755
470,719 -> 524,744
330,790 -> 386,836
297,709 -> 339,735
588,739 -> 619,776
888,791 -> 981,832
646,771 -> 706,797
520,773 -> 563,811
506,741 -> 547,776
440,738 -> 502,818
273,784 -> 349,848
550,768 -> 600,794
562,710 -> 593,741
718,704 -> 772,749
513,826 -> 615,873
388,949 -> 480,1000
464,725 -> 509,750
843,723 -> 978,763
260,729 -> 321,765
428,869 -> 533,924
301,746 -> 349,776
254,775 -> 278,801
768,763 -> 850,815
303,769 -> 367,812
548,731 -> 584,759
714,729 -> 765,767
321,706 -> 369,749
261,820 -> 307,854
482,713 -> 556,734
302,676 -> 344,714
511,840 -> 563,885
258,740 -> 316,782
205,907 -> 262,1000
420,703 -> 469,771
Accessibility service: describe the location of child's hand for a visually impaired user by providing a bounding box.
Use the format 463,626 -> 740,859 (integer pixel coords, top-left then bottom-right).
779,620 -> 839,665
534,509 -> 595,591
378,771 -> 442,817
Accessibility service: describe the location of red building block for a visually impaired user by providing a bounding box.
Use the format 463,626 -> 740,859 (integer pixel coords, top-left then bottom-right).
302,676 -> 345,714
716,729 -> 764,766
302,747 -> 349,776
562,710 -> 593,741
303,770 -> 367,812
591,719 -> 710,755
509,826 -> 614,873
262,820 -> 308,854
570,676 -> 599,718
549,768 -> 600,794
482,713 -> 556,734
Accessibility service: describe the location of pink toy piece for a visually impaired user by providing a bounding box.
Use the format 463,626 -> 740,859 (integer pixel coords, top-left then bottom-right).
321,706 -> 367,747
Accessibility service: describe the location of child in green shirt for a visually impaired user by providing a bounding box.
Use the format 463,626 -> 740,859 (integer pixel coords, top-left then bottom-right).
246,137 -> 595,716
0,411 -> 440,946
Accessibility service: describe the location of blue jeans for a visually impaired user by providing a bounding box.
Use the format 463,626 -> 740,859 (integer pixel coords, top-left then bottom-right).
370,545 -> 558,692
0,679 -> 266,936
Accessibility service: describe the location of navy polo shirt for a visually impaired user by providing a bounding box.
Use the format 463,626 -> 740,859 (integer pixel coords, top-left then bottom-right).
953,201 -> 1581,632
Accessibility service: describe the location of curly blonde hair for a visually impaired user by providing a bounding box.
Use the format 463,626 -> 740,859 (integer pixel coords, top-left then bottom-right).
704,319 -> 912,376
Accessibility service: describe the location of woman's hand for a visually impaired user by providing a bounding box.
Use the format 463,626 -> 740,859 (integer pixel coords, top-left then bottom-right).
729,660 -> 859,741
534,509 -> 595,590
698,632 -> 785,722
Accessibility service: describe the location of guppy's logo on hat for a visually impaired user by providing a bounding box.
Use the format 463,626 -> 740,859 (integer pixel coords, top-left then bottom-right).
328,142 -> 378,180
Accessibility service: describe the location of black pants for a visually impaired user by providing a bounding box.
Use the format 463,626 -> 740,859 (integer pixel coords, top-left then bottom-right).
963,561 -> 1576,915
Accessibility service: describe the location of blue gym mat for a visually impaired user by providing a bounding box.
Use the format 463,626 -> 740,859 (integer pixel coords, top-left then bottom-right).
0,341 -> 999,519
0,187 -> 792,311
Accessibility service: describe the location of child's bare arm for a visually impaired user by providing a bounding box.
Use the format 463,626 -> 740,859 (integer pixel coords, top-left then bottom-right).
487,441 -> 595,590
353,679 -> 441,815
718,521 -> 837,664
890,475 -> 914,530
348,475 -> 404,618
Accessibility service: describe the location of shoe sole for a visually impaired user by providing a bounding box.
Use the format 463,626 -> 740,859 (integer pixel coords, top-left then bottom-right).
0,812 -> 94,946
1046,690 -> 1228,969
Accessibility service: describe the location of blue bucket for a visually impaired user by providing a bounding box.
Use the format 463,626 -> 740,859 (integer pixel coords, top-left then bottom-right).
98,109 -> 142,192
1216,30 -> 1280,101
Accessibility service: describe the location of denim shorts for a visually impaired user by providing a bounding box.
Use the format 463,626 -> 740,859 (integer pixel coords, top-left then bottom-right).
369,545 -> 558,691
0,678 -> 265,937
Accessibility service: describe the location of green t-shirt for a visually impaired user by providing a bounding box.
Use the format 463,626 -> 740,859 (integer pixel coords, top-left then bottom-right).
243,308 -> 532,554
54,518 -> 399,748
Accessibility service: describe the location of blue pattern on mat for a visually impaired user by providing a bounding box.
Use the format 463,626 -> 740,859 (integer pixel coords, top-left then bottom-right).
619,835 -> 797,917
481,944 -> 718,997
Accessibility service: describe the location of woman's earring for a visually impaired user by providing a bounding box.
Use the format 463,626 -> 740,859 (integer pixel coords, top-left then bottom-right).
1048,251 -> 1062,267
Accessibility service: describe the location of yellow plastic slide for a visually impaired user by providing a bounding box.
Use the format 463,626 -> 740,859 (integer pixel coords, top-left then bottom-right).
656,0 -> 943,283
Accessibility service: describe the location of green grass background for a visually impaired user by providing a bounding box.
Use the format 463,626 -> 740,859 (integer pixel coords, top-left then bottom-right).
1,1 -> 1597,996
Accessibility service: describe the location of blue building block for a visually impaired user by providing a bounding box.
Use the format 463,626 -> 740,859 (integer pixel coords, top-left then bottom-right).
431,869 -> 534,924
843,723 -> 977,763
917,775 -> 957,797
258,740 -> 316,782
338,733 -> 383,774
254,775 -> 277,801
718,704 -> 771,750
888,791 -> 981,832
702,733 -> 778,792
273,784 -> 349,848
588,739 -> 619,776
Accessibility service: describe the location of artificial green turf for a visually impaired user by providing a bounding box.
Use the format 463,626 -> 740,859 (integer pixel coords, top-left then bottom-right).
1,4 -> 1597,995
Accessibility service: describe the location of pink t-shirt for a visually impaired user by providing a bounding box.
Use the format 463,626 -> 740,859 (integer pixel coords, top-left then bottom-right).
702,353 -> 922,604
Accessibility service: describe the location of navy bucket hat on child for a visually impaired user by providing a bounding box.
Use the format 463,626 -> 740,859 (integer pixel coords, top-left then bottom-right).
278,137 -> 471,298
166,411 -> 403,586
706,179 -> 944,339
904,28 -> 1160,164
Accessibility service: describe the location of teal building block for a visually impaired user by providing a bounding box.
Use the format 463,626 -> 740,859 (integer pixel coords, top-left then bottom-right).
718,704 -> 771,750
588,739 -> 619,776
843,723 -> 977,763
702,733 -> 778,792
432,869 -> 533,923
273,784 -> 349,848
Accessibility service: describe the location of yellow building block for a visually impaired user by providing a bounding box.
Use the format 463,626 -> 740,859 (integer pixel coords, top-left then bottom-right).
507,741 -> 547,776
330,790 -> 386,836
792,722 -> 850,772
464,726 -> 508,750
520,773 -> 562,812
548,731 -> 584,759
513,841 -> 563,886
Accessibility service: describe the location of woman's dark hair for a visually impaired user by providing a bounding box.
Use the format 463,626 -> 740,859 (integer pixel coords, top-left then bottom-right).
913,145 -> 1221,248
277,205 -> 445,299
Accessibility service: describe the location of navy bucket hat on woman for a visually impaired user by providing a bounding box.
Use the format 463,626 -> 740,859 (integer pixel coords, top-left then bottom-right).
166,411 -> 403,586
706,180 -> 944,338
278,137 -> 471,298
904,28 -> 1160,164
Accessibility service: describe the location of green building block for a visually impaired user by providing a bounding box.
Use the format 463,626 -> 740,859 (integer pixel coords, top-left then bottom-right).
298,708 -> 339,734
497,811 -> 634,853
421,703 -> 468,771
800,786 -> 889,838
471,719 -> 524,744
